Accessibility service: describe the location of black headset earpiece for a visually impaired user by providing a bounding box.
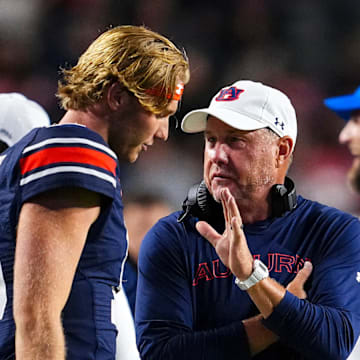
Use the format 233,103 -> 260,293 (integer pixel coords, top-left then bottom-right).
177,177 -> 297,223
270,177 -> 297,217
177,180 -> 222,223
196,181 -> 222,220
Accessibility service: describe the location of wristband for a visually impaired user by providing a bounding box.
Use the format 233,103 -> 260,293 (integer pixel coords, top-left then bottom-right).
235,259 -> 269,290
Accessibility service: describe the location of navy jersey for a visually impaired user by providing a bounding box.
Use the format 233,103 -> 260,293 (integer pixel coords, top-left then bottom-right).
136,196 -> 360,360
0,124 -> 128,359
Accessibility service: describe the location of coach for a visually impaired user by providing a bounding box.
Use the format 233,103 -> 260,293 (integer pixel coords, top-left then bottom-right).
136,80 -> 360,359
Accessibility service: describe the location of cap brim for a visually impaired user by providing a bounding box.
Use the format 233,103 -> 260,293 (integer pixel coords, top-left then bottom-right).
324,94 -> 360,121
181,107 -> 266,133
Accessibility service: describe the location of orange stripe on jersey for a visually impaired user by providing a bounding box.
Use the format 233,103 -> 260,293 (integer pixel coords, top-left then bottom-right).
19,147 -> 117,176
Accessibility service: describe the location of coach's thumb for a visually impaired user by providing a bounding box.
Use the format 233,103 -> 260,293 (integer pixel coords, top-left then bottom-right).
294,261 -> 313,286
286,261 -> 313,299
300,261 -> 313,280
196,221 -> 220,248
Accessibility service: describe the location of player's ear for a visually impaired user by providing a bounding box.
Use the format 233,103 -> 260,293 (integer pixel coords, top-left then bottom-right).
276,136 -> 293,168
107,82 -> 126,111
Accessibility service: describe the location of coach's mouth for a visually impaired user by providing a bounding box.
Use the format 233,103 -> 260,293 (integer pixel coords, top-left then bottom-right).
211,172 -> 233,182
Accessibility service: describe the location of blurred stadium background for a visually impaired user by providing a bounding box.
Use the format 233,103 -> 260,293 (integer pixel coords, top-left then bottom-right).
1,0 -> 360,213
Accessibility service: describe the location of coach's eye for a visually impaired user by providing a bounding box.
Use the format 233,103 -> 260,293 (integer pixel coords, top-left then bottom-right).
229,136 -> 240,142
206,136 -> 217,144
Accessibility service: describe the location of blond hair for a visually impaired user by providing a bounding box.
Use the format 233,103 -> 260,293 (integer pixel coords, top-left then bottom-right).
57,25 -> 190,114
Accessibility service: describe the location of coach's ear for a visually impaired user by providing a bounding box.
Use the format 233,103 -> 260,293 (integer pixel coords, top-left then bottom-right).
276,136 -> 293,168
107,82 -> 127,111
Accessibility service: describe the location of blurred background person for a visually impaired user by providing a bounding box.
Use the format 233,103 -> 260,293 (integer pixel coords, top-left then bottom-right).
324,85 -> 360,360
123,192 -> 173,316
0,92 -> 50,152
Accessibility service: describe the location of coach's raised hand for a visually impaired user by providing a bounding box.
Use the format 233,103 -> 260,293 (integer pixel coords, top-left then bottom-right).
196,187 -> 254,280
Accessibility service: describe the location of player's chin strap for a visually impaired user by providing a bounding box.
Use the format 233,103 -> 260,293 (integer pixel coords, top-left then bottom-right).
177,177 -> 297,223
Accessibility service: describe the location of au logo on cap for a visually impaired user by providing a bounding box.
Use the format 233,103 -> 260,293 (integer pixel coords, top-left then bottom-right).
215,87 -> 244,102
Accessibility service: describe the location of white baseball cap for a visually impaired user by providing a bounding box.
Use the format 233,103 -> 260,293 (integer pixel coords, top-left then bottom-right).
181,80 -> 297,149
0,93 -> 50,147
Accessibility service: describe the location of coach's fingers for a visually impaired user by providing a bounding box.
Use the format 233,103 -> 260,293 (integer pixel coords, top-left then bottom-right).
294,261 -> 313,285
226,188 -> 241,220
220,189 -> 231,230
229,197 -> 244,249
196,220 -> 221,248
286,261 -> 313,299
231,216 -> 244,247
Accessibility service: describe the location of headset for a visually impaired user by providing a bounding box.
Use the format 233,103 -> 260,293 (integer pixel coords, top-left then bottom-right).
177,177 -> 297,224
